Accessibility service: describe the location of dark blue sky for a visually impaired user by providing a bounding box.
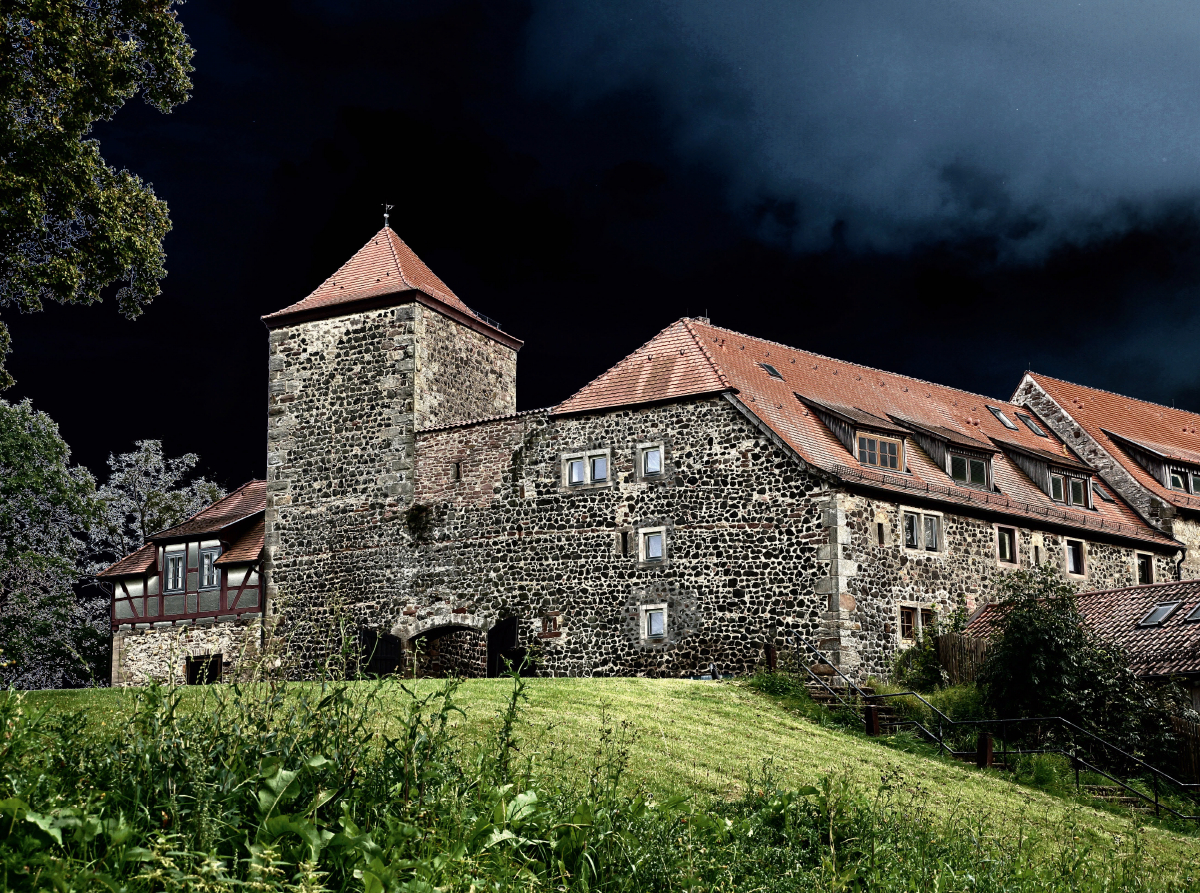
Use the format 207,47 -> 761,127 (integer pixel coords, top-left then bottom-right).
11,0 -> 1200,488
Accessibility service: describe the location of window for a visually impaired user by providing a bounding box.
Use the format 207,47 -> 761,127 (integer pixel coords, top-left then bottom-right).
858,435 -> 900,470
1050,474 -> 1065,502
920,608 -> 935,634
988,406 -> 1018,430
590,455 -> 608,482
641,445 -> 663,476
903,511 -> 940,552
642,530 -> 664,561
1069,478 -> 1088,507
619,530 -> 630,557
564,450 -> 611,487
1171,468 -> 1190,491
450,461 -> 462,481
1186,603 -> 1200,622
900,606 -> 916,640
876,522 -> 886,546
199,548 -> 221,590
1093,482 -> 1114,502
185,654 -> 221,685
950,454 -> 988,487
1066,540 -> 1085,575
164,552 -> 186,592
1034,544 -> 1041,565
1137,553 -> 1154,585
759,362 -> 784,380
641,603 -> 668,640
1017,412 -> 1048,437
997,526 -> 1017,564
1192,472 -> 1200,494
539,614 -> 562,638
1138,601 -> 1182,627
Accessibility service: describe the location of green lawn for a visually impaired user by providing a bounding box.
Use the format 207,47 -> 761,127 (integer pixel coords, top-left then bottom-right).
23,677 -> 1200,862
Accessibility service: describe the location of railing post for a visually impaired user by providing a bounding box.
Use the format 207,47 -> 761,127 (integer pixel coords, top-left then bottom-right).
864,704 -> 881,736
1155,773 -> 1160,817
938,719 -> 944,755
976,732 -> 993,769
1074,731 -> 1080,792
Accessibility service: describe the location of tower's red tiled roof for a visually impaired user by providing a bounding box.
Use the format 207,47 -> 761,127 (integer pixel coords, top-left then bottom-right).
965,579 -> 1200,678
262,227 -> 519,347
1025,374 -> 1200,514
555,319 -> 1175,548
150,480 -> 266,540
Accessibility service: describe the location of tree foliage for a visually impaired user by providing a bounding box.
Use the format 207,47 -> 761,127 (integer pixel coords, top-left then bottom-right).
0,0 -> 194,387
89,439 -> 223,572
0,399 -> 102,688
978,564 -> 1188,763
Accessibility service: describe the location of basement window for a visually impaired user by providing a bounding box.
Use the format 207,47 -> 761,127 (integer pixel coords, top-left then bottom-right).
1016,412 -> 1048,437
1138,601 -> 1182,628
950,454 -> 988,488
988,406 -> 1018,430
759,362 -> 784,381
858,434 -> 901,470
1137,553 -> 1154,585
640,603 -> 668,640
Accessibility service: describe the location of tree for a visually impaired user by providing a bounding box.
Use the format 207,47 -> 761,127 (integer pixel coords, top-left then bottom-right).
0,1 -> 195,388
0,399 -> 102,688
89,439 -> 224,572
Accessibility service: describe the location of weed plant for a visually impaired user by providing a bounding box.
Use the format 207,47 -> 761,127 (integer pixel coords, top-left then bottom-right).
3,671 -> 1200,891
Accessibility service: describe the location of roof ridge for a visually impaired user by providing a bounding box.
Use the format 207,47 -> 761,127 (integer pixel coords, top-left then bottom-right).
1029,371 -> 1200,422
381,226 -> 412,291
680,318 -> 732,390
691,319 -> 1024,410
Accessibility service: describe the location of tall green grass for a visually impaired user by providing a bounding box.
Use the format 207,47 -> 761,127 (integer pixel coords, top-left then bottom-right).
3,673 -> 1199,891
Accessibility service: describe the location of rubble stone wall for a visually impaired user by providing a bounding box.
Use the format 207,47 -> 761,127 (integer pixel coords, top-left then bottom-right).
112,617 -> 263,686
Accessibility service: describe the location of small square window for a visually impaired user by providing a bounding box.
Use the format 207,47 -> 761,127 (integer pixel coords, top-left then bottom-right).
1050,474 -> 1065,502
164,553 -> 186,593
900,606 -> 916,640
567,458 -> 585,485
643,531 -> 664,561
988,406 -> 1018,430
997,527 -> 1016,564
1137,553 -> 1153,585
590,455 -> 608,482
1069,478 -> 1087,507
1171,469 -> 1189,491
1139,601 -> 1181,627
199,548 -> 221,590
1017,412 -> 1048,437
759,362 -> 784,380
859,435 -> 900,470
1066,540 -> 1085,575
647,609 -> 666,638
643,446 -> 663,476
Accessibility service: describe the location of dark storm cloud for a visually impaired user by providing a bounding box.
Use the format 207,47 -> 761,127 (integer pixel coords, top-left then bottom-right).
526,1 -> 1200,259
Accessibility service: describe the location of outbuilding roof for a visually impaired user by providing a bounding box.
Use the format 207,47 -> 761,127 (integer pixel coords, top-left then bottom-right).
96,542 -> 156,579
555,319 -> 1175,548
964,580 -> 1200,678
262,227 -> 520,348
1023,373 -> 1200,515
150,480 -> 266,540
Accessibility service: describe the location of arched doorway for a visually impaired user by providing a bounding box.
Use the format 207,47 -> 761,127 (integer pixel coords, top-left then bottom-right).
410,624 -> 487,678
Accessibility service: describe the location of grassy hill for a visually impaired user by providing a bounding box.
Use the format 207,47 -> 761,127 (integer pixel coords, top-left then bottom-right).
24,676 -> 1200,864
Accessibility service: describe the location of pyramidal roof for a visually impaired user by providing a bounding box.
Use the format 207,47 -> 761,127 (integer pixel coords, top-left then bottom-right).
263,227 -> 518,346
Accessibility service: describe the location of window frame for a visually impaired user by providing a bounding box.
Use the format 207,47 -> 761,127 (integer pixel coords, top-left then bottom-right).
639,443 -> 666,479
198,547 -> 222,591
758,362 -> 784,381
996,524 -> 1018,566
562,449 -> 613,490
163,550 -> 186,593
900,507 -> 943,555
1050,473 -> 1065,502
949,452 -> 990,489
639,603 -> 668,641
898,603 -> 936,643
987,406 -> 1018,430
1016,412 -> 1048,437
1170,467 -> 1191,492
1138,601 -> 1182,628
639,526 -> 667,564
856,432 -> 903,471
1065,539 -> 1086,577
1136,552 -> 1154,585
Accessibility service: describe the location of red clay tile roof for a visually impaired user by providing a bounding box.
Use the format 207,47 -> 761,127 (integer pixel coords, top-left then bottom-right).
964,581 -> 1200,678
216,517 -> 264,565
1025,374 -> 1200,514
97,542 -> 156,578
262,227 -> 519,347
151,480 -> 266,540
555,319 -> 1175,547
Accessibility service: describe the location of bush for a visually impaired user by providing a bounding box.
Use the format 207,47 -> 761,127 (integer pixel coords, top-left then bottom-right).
890,627 -> 946,691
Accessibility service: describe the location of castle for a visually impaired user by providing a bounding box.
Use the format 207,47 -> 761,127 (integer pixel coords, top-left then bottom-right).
104,226 -> 1200,684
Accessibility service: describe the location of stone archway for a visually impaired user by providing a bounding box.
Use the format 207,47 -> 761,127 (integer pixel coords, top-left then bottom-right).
391,613 -> 526,678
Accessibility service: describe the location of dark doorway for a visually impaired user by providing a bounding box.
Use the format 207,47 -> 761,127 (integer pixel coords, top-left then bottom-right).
486,617 -> 529,677
357,628 -> 405,678
186,653 -> 222,685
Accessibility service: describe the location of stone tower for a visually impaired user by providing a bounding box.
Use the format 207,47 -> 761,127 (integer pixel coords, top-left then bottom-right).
261,227 -> 521,673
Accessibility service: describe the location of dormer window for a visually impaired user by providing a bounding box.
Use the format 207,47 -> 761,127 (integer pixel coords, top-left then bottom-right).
950,453 -> 988,488
1171,468 -> 1189,491
1050,472 -> 1092,507
1069,478 -> 1087,506
988,406 -> 1018,430
857,434 -> 901,470
1050,474 -> 1065,502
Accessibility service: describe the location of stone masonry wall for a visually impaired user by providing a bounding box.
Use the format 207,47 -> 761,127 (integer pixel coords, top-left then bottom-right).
113,617 -> 263,686
265,300 -> 517,676
414,304 -> 517,429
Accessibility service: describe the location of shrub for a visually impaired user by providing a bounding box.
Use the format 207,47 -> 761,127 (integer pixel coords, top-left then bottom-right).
890,627 -> 946,691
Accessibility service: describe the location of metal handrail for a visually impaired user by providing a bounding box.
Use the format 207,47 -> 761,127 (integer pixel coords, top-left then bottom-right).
791,633 -> 1200,820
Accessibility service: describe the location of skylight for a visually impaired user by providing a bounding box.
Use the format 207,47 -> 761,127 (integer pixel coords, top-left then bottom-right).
759,362 -> 784,381
988,406 -> 1018,430
1138,601 -> 1182,627
1092,482 -> 1114,502
1186,604 -> 1200,622
1017,412 -> 1048,437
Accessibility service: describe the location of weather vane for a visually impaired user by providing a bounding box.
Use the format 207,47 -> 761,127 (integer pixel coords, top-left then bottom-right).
383,203 -> 393,227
